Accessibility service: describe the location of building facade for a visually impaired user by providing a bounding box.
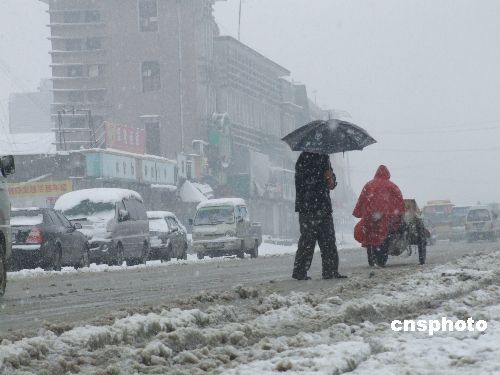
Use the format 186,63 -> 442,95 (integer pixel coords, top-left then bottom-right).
44,0 -> 218,158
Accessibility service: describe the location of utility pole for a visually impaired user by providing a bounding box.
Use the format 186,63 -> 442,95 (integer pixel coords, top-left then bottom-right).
176,0 -> 185,152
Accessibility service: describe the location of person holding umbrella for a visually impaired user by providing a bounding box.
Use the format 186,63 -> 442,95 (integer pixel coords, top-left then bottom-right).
282,119 -> 376,280
292,152 -> 346,280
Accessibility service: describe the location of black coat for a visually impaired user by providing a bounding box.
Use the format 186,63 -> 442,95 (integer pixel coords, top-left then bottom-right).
294,152 -> 333,216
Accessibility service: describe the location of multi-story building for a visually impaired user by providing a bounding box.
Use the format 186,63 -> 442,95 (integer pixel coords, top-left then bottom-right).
207,36 -> 311,236
44,0 -> 218,158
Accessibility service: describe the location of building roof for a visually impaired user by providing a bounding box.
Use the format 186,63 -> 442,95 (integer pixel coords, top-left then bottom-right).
215,35 -> 291,77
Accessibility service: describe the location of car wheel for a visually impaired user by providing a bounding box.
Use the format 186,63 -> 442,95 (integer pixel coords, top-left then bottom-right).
197,252 -> 204,260
0,241 -> 6,297
250,240 -> 259,259
53,244 -> 62,271
76,244 -> 90,269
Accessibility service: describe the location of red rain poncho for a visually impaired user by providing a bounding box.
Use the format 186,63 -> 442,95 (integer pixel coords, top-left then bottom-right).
353,165 -> 405,247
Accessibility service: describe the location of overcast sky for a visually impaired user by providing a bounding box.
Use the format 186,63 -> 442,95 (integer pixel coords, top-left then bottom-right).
1,0 -> 500,205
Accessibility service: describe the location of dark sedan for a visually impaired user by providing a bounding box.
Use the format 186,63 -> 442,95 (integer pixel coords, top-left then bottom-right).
9,208 -> 90,271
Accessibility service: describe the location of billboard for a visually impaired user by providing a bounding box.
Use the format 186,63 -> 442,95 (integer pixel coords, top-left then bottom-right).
105,122 -> 145,154
8,180 -> 73,208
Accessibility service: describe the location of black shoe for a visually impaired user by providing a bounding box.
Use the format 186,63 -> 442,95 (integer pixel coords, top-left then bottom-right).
323,272 -> 347,279
292,274 -> 311,281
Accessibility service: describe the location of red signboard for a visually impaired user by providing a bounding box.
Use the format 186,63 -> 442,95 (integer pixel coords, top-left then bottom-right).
105,122 -> 145,154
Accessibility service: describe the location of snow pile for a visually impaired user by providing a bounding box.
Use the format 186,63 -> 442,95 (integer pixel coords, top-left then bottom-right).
2,250 -> 500,373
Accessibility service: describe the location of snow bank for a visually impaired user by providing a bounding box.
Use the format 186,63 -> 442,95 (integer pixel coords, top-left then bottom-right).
2,250 -> 500,373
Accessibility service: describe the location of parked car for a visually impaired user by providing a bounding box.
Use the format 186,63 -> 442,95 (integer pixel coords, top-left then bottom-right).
0,155 -> 15,296
9,208 -> 89,271
191,198 -> 262,259
465,206 -> 498,242
147,211 -> 188,261
54,188 -> 150,266
450,206 -> 470,242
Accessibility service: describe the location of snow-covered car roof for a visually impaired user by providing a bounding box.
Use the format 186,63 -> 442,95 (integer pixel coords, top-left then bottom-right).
54,188 -> 143,212
147,211 -> 176,219
197,198 -> 246,210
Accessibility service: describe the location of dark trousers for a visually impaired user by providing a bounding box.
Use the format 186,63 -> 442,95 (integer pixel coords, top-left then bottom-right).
293,213 -> 339,278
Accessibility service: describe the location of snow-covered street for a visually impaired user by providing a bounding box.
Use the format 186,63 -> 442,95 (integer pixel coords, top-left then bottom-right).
1,240 -> 499,374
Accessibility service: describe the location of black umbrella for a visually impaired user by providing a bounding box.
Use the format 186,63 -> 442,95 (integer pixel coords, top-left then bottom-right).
281,119 -> 377,154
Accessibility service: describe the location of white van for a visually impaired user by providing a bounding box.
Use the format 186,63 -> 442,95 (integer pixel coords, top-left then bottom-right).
465,206 -> 498,242
191,198 -> 262,259
55,188 -> 150,265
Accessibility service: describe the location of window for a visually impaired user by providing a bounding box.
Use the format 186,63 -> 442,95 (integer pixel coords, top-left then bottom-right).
65,39 -> 82,51
88,90 -> 105,103
85,38 -> 102,50
144,165 -> 148,177
141,61 -> 161,92
68,65 -> 83,77
131,163 -> 135,175
56,212 -> 73,228
68,91 -> 84,102
116,162 -> 120,174
88,64 -> 104,78
84,10 -> 100,23
124,199 -> 147,221
167,217 -> 178,231
47,211 -> 60,225
139,0 -> 158,32
123,161 -> 127,175
64,11 -> 81,24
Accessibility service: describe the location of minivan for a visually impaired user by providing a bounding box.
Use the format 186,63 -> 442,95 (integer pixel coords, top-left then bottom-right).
465,206 -> 498,242
0,155 -> 15,296
54,188 -> 150,265
191,198 -> 262,259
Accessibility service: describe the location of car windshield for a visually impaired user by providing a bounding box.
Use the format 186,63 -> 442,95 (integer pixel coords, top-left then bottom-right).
451,207 -> 470,226
61,199 -> 115,218
194,206 -> 234,225
11,210 -> 43,226
149,218 -> 169,233
467,209 -> 491,222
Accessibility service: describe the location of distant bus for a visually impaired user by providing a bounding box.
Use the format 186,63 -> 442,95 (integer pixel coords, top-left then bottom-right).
422,200 -> 454,240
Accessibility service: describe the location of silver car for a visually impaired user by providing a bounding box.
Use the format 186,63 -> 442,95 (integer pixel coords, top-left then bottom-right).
55,188 -> 150,266
147,211 -> 188,261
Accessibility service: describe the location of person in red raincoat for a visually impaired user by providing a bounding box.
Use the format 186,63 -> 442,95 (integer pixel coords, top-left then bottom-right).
352,165 -> 405,266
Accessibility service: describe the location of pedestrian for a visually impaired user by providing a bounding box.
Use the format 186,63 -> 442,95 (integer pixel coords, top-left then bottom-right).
292,152 -> 347,280
352,165 -> 405,267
